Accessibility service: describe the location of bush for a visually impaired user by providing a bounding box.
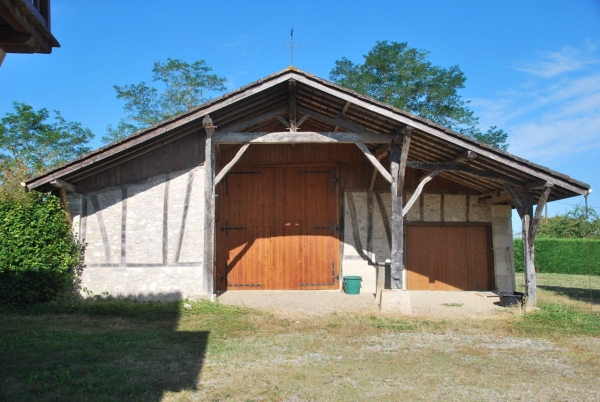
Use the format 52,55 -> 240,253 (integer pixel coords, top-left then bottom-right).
514,238 -> 600,275
0,192 -> 84,305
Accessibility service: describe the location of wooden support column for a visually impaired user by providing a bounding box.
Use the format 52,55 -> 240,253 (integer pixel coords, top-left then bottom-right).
504,183 -> 553,307
203,115 -> 216,295
390,127 -> 412,289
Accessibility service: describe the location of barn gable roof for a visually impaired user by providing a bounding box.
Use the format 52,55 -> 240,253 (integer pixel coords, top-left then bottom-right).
25,67 -> 590,205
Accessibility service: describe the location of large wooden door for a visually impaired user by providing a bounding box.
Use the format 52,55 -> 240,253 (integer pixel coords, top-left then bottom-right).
216,166 -> 339,290
406,225 -> 493,291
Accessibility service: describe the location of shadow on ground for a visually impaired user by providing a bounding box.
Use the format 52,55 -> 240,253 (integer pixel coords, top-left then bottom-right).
0,292 -> 208,401
539,285 -> 600,306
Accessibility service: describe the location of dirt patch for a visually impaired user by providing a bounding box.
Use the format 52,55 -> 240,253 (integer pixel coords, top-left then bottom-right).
217,290 -> 514,319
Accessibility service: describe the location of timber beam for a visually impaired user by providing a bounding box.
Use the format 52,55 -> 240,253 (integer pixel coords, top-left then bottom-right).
203,115 -> 216,295
296,106 -> 367,133
289,80 -> 297,132
406,161 -> 527,187
355,141 -> 392,184
213,143 -> 250,191
217,107 -> 288,133
213,131 -> 393,144
451,150 -> 477,163
403,170 -> 438,216
50,178 -> 76,193
389,126 -> 413,290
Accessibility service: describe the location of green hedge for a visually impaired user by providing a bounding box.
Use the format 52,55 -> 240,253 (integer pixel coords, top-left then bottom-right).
514,238 -> 600,275
0,193 -> 83,305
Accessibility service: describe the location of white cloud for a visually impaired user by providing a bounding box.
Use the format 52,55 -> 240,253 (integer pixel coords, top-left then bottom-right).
513,46 -> 597,78
508,116 -> 600,162
472,42 -> 600,164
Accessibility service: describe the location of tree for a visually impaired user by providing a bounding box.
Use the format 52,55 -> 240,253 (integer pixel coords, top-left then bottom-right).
330,41 -> 509,150
104,58 -> 227,144
0,101 -> 94,190
537,205 -> 600,239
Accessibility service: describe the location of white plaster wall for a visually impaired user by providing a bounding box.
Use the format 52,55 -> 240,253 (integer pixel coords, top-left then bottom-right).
179,168 -> 205,263
444,194 -> 466,222
80,266 -> 203,300
74,166 -> 206,299
97,189 -> 123,264
423,194 -> 441,221
469,195 -> 492,222
127,179 -> 164,264
84,199 -> 106,264
491,205 -> 515,292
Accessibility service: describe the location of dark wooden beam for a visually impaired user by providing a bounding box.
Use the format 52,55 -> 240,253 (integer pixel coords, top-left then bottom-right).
341,101 -> 351,116
213,131 -> 394,144
452,150 -> 477,163
217,106 -> 288,133
276,115 -> 290,128
203,115 -> 216,295
289,80 -> 297,132
296,106 -> 367,133
406,161 -> 526,188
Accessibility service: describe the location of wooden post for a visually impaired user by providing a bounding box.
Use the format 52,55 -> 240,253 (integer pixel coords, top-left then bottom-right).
504,183 -> 552,307
203,115 -> 216,295
390,127 -> 412,289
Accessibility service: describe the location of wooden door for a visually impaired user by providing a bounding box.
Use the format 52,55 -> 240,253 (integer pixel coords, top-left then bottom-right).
406,225 -> 493,291
217,165 -> 339,290
216,167 -> 276,290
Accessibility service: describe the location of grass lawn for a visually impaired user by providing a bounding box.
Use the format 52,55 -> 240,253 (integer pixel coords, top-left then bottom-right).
1,274 -> 599,401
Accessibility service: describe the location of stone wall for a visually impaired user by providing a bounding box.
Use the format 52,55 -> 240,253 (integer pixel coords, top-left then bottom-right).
342,191 -> 513,293
68,166 -> 206,300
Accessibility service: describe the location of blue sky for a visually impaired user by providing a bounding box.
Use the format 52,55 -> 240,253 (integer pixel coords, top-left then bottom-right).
1,0 -> 599,232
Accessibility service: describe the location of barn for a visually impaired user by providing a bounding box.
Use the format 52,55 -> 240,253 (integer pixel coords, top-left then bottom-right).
24,68 -> 590,306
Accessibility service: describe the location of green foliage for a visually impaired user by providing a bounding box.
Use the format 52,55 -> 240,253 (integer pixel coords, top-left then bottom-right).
514,238 -> 600,275
0,193 -> 84,305
537,205 -> 600,239
0,101 -> 94,178
330,41 -> 509,150
104,58 -> 227,144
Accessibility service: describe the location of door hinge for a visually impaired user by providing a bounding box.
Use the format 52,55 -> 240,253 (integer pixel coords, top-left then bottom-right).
299,261 -> 339,286
221,220 -> 246,236
224,171 -> 262,195
313,219 -> 339,236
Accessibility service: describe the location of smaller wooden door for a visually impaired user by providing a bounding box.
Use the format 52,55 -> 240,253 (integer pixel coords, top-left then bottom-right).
406,225 -> 493,291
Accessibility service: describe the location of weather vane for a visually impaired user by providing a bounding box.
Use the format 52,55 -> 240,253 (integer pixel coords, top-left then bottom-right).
284,28 -> 299,66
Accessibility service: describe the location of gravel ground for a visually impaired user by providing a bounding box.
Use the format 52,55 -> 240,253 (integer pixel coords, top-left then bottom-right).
217,290 -> 513,319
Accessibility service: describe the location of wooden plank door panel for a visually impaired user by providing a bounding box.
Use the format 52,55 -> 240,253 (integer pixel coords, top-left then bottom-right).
218,165 -> 339,291
407,225 -> 492,291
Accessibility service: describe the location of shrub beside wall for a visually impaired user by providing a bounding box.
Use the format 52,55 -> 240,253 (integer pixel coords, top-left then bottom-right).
514,238 -> 600,275
0,193 -> 83,305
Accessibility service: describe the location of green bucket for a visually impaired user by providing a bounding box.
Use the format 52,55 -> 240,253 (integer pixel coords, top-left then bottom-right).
343,276 -> 362,295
